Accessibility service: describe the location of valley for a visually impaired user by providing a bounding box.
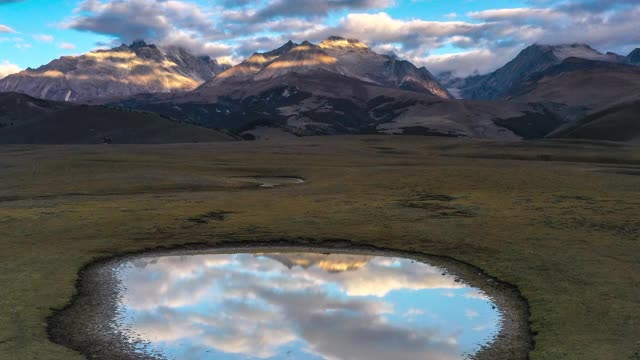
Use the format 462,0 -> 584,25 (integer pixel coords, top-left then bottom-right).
0,136 -> 638,359
1,3 -> 639,358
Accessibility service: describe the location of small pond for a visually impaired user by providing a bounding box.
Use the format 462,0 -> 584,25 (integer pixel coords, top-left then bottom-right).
107,251 -> 502,359
232,176 -> 305,188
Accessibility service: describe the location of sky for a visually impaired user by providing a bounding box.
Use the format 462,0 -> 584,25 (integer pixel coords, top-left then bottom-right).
0,0 -> 639,78
113,252 -> 500,360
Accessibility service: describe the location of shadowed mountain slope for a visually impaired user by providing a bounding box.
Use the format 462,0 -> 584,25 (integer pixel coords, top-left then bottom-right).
112,70 -> 551,139
626,49 -> 640,65
510,58 -> 640,113
0,92 -> 233,144
548,100 -> 640,142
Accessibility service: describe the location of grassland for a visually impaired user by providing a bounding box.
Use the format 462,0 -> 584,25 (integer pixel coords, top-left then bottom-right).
0,136 -> 638,360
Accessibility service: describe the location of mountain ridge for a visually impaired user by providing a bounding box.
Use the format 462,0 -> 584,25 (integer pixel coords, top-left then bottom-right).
454,43 -> 628,100
0,41 -> 231,102
202,36 -> 452,99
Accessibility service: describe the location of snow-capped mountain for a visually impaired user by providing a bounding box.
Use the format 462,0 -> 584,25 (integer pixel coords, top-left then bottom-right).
0,41 -> 230,102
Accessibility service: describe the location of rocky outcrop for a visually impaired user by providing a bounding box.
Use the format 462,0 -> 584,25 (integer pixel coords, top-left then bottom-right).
0,41 -> 230,102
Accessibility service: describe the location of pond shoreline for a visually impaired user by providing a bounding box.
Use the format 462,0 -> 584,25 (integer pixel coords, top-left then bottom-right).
47,238 -> 534,360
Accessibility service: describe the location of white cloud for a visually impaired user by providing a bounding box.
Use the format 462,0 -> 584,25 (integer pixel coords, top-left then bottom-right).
33,34 -> 54,42
58,42 -> 76,50
468,7 -> 562,22
465,309 -> 480,319
0,24 -> 16,33
464,290 -> 491,301
114,252 -> 476,360
0,60 -> 22,79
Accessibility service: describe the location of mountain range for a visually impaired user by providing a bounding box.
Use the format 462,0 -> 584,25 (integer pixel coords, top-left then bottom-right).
442,44 -> 639,100
0,37 -> 638,143
0,41 -> 230,102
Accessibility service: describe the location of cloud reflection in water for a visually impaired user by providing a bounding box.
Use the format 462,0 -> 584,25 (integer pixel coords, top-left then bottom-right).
115,252 -> 500,360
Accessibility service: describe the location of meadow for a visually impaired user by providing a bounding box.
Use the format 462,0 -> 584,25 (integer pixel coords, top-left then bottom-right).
0,136 -> 638,360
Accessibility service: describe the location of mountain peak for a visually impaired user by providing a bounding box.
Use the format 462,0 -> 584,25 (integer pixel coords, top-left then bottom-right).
0,39 -> 228,102
129,40 -> 152,49
627,48 -> 640,65
259,40 -> 298,58
385,52 -> 399,60
319,36 -> 369,51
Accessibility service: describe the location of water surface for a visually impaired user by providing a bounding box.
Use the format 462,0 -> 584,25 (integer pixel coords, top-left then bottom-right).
233,176 -> 305,188
114,251 -> 501,360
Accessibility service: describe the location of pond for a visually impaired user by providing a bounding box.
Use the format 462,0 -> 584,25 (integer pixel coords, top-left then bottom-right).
108,251 -> 503,360
232,176 -> 305,188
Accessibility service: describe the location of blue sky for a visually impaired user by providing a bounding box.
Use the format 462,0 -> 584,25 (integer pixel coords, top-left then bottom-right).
113,252 -> 502,360
1,0 -> 639,77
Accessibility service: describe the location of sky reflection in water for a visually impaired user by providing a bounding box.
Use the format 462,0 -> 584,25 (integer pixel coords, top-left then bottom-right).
115,252 -> 500,360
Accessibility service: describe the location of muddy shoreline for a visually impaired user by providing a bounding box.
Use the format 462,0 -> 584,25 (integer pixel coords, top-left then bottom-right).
47,239 -> 534,360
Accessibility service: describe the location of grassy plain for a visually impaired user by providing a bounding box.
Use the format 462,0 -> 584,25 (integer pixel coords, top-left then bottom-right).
0,136 -> 638,360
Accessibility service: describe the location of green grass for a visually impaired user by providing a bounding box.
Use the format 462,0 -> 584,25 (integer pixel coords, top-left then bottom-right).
0,136 -> 639,360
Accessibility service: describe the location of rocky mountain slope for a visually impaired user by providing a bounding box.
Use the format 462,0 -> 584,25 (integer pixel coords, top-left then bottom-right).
0,41 -> 230,102
203,36 -> 452,99
627,48 -> 640,65
113,68 -> 554,140
510,57 -> 640,113
7,37 -> 631,142
456,44 -> 625,100
111,37 -> 529,139
0,92 -> 233,144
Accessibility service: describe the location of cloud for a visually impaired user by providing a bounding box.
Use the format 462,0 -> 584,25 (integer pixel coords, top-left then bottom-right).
59,0 -> 640,76
464,290 -> 491,301
0,60 -> 21,79
465,309 -> 480,319
112,252 -> 495,359
67,0 -> 228,57
232,0 -> 394,23
0,24 -> 16,33
467,7 -> 562,22
58,42 -> 76,50
33,34 -> 54,42
420,47 -> 523,77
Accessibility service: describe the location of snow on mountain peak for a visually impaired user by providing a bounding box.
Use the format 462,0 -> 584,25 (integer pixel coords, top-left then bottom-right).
537,43 -> 623,63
